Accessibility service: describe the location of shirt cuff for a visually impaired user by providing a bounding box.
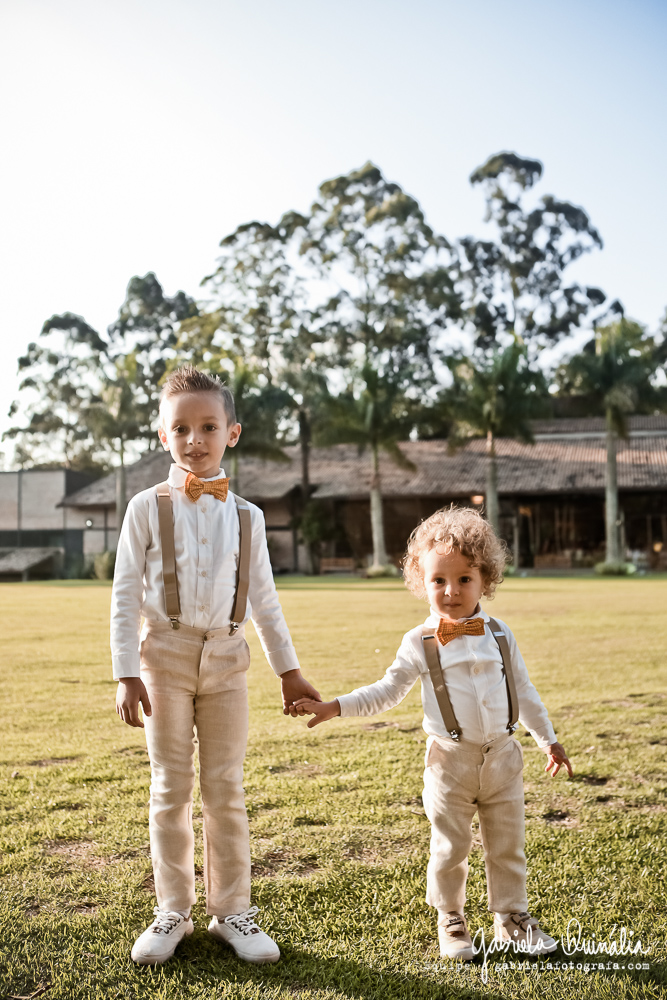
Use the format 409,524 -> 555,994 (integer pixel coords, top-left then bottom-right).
529,724 -> 557,749
336,693 -> 361,717
266,645 -> 301,677
112,653 -> 141,680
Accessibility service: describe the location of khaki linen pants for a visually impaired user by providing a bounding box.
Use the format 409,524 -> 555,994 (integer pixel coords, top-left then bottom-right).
422,733 -> 528,915
140,619 -> 251,917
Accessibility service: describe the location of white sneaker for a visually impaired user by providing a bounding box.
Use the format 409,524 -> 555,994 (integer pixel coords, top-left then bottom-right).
437,911 -> 474,961
494,911 -> 557,954
208,906 -> 280,964
131,907 -> 194,965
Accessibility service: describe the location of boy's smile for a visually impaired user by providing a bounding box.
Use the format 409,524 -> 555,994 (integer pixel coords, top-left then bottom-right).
422,546 -> 485,622
158,391 -> 241,480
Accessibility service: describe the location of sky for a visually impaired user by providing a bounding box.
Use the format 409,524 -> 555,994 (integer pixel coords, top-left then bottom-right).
1,0 -> 666,463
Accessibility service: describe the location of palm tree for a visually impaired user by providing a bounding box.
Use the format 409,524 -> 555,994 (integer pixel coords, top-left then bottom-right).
555,318 -> 662,565
316,366 -> 416,572
444,342 -> 549,533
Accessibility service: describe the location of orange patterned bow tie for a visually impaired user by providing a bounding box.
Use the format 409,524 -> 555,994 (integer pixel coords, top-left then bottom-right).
184,472 -> 230,504
435,617 -> 486,646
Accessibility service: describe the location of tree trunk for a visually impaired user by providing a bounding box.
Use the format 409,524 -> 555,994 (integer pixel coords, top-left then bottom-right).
369,444 -> 388,568
485,431 -> 500,534
115,445 -> 127,538
605,415 -> 620,563
299,407 -> 314,575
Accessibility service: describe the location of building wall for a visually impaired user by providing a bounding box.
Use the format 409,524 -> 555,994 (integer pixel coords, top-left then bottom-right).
0,473 -> 19,529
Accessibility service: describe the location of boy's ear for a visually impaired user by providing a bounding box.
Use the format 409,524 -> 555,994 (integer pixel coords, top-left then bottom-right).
227,423 -> 242,448
158,426 -> 169,451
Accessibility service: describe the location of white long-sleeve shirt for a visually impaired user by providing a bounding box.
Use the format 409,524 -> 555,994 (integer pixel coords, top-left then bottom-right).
110,463 -> 300,680
337,609 -> 556,747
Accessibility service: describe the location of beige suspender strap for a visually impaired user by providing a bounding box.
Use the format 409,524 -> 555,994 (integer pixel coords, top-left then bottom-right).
421,629 -> 462,741
487,616 -> 519,732
156,481 -> 181,628
228,494 -> 252,635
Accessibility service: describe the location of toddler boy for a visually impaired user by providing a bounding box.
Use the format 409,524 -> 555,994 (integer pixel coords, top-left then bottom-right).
295,505 -> 572,960
112,365 -> 320,965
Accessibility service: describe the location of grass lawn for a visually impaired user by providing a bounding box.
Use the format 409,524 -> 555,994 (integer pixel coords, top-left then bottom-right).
0,576 -> 665,999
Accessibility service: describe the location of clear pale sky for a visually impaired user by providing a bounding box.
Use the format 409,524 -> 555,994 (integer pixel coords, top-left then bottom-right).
1,0 -> 665,460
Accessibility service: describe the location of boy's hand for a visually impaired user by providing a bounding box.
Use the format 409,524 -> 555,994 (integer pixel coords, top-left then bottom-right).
543,742 -> 573,778
116,678 -> 152,728
293,698 -> 341,728
280,669 -> 321,717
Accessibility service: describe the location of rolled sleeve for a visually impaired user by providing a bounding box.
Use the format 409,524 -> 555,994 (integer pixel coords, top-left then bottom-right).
247,507 -> 300,677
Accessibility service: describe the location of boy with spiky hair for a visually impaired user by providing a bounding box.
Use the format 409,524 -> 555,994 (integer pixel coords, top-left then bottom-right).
112,364 -> 320,966
295,505 -> 572,960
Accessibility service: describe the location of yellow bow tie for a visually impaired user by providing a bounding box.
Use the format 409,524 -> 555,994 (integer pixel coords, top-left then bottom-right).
436,617 -> 485,646
184,472 -> 230,504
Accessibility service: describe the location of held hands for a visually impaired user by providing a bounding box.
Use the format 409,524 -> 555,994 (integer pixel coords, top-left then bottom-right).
292,698 -> 341,728
280,669 -> 322,717
116,678 -> 152,728
543,741 -> 573,778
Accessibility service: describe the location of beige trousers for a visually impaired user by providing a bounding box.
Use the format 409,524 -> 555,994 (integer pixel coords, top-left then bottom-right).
140,619 -> 251,917
422,733 -> 528,915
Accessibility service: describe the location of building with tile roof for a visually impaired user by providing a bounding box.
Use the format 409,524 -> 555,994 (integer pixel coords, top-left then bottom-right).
60,415 -> 667,573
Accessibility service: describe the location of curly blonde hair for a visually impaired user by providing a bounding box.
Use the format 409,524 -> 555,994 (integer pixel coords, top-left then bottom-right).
402,505 -> 508,600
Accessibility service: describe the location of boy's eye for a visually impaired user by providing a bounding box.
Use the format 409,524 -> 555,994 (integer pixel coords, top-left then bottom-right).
460,576 -> 471,584
174,426 -> 186,433
433,577 -> 445,585
203,424 -> 217,432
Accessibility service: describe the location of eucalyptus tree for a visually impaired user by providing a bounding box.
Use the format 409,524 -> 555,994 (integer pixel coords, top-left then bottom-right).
195,216 -> 334,568
443,341 -> 550,533
555,318 -> 663,565
5,273 -> 197,470
299,162 -> 459,568
458,152 -> 607,352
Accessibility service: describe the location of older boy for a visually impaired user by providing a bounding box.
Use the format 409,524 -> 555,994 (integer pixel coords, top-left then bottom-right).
112,365 -> 320,965
295,506 -> 572,961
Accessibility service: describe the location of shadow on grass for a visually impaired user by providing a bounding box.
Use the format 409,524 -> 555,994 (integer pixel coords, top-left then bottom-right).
144,941 -> 504,1000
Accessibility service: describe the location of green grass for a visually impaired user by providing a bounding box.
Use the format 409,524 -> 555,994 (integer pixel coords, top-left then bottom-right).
0,577 -> 665,999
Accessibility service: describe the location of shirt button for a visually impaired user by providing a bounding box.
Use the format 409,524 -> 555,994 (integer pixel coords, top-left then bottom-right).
201,538 -> 208,544
200,570 -> 207,577
201,505 -> 207,512
199,604 -> 207,611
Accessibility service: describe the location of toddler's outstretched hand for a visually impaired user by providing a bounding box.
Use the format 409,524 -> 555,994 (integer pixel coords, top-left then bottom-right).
543,742 -> 573,778
293,698 -> 341,728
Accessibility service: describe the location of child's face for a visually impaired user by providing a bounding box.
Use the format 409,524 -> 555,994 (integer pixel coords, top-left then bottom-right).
158,391 -> 241,480
422,545 -> 485,621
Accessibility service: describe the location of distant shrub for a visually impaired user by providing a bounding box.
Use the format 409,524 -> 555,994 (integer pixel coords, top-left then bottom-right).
94,551 -> 116,580
593,561 -> 637,576
365,564 -> 400,578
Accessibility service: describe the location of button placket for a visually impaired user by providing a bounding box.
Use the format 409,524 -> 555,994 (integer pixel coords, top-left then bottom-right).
195,501 -> 212,625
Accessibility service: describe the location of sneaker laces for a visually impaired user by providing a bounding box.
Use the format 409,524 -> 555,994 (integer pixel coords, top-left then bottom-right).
224,906 -> 261,936
151,907 -> 184,935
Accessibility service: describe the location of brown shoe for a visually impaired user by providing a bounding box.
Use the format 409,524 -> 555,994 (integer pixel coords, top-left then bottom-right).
494,912 -> 557,954
438,911 -> 474,961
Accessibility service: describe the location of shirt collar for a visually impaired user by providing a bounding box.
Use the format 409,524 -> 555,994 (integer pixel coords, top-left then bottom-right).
424,604 -> 489,627
167,463 -> 227,488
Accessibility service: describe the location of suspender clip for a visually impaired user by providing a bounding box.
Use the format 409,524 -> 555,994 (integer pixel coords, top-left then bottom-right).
449,730 -> 462,741
229,621 -> 240,636
508,722 -> 519,734
169,617 -> 180,630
